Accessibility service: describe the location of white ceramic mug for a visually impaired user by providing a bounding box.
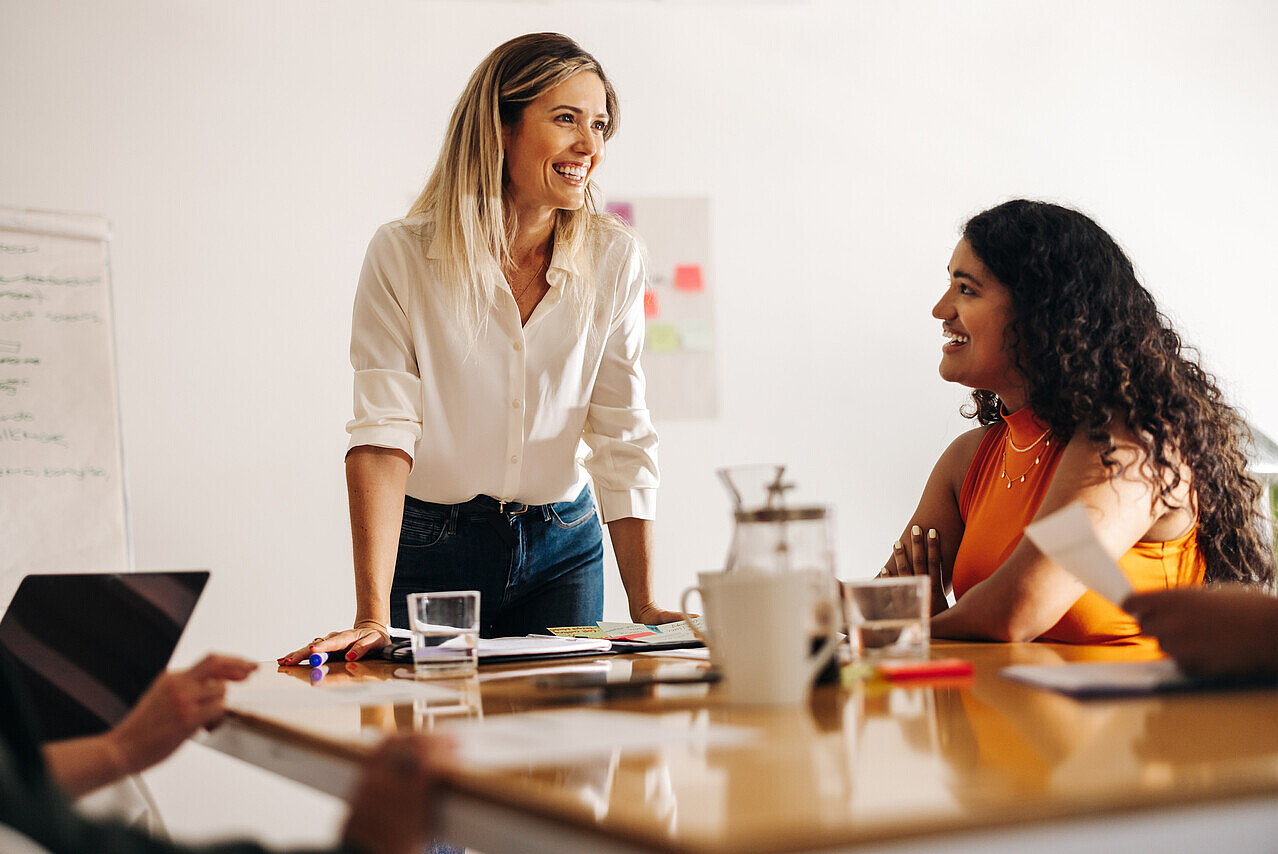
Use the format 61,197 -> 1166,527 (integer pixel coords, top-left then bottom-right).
681,570 -> 839,705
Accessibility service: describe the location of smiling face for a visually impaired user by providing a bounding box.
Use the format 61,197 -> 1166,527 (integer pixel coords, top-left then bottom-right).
932,239 -> 1026,408
501,71 -> 608,220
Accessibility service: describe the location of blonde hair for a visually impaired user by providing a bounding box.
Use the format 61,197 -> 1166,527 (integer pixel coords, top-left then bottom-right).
408,33 -> 622,341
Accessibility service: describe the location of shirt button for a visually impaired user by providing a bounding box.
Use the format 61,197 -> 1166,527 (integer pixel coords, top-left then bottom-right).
512,399 -> 521,409
512,342 -> 523,352
510,455 -> 520,464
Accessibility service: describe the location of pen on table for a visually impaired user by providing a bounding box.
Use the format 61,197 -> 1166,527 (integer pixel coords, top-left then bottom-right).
309,651 -> 329,667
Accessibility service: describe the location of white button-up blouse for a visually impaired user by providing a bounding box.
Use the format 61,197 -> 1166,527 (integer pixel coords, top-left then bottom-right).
346,217 -> 659,522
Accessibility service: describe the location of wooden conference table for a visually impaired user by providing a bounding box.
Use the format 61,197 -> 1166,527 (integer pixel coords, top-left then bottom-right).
206,642 -> 1278,853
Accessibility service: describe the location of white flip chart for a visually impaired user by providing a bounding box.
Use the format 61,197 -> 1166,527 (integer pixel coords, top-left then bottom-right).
0,207 -> 130,611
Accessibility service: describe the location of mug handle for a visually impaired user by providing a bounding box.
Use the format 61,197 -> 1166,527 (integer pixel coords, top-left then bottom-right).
679,586 -> 709,645
805,596 -> 841,684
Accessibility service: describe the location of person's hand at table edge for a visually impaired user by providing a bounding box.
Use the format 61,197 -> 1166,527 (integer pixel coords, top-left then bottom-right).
279,620 -> 390,665
631,601 -> 688,626
342,732 -> 457,854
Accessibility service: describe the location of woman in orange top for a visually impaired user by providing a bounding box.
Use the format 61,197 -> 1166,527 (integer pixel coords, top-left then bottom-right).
884,200 -> 1272,644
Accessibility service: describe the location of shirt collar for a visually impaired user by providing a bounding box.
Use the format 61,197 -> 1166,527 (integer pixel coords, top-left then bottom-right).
424,227 -> 579,289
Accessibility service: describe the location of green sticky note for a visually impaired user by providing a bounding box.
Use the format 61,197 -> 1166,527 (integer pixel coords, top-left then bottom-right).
646,322 -> 680,353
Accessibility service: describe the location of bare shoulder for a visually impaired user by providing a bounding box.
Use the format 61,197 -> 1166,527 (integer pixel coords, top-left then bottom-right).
940,424 -> 994,467
934,424 -> 995,489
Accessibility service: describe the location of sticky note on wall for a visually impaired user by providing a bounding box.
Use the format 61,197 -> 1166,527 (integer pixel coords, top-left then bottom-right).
673,264 -> 704,291
644,288 -> 659,318
606,202 -> 634,226
646,322 -> 680,353
680,321 -> 713,352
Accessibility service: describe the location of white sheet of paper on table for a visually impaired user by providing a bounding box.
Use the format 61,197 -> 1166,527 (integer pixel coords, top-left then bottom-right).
1001,658 -> 1192,696
1022,503 -> 1133,605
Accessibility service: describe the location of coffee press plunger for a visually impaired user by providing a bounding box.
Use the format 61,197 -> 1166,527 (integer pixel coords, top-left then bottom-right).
718,464 -> 835,576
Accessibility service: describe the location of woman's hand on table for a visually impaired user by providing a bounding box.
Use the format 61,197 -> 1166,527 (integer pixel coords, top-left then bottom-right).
279,620 -> 391,665
632,601 -> 688,626
884,524 -> 950,615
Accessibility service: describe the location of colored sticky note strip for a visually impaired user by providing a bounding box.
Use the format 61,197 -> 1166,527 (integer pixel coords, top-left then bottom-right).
646,322 -> 680,353
673,264 -> 704,291
877,658 -> 973,682
547,625 -> 609,639
606,202 -> 634,226
644,288 -> 659,318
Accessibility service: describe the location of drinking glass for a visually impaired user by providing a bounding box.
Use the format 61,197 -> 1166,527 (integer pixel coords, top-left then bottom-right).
841,576 -> 930,661
407,590 -> 480,678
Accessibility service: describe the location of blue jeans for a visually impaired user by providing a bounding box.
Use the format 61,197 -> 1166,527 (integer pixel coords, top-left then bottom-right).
389,486 -> 605,637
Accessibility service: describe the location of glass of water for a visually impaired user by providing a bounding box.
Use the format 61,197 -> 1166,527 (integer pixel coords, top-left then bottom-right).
841,576 -> 930,661
407,590 -> 480,678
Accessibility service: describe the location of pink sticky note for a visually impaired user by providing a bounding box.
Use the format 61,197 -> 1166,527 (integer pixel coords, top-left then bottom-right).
606,202 -> 634,226
673,264 -> 704,291
643,288 -> 659,318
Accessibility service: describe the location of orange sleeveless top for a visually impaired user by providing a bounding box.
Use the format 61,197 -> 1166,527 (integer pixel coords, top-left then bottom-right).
952,407 -> 1205,645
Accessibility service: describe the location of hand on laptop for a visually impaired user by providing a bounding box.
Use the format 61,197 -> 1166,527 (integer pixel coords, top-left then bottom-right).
42,653 -> 256,797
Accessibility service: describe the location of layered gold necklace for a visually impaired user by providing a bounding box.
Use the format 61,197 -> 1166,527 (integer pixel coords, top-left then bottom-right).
999,426 -> 1052,488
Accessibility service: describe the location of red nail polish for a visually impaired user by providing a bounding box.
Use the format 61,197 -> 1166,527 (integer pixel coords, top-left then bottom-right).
346,652 -> 357,661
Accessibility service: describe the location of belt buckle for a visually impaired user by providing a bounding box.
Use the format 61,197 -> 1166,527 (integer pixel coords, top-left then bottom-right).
498,499 -> 529,516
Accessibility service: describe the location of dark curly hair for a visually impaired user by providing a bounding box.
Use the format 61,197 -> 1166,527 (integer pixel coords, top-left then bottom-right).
962,199 -> 1272,586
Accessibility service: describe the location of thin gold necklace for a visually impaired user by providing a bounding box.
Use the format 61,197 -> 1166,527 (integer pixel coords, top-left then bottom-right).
1000,426 -> 1051,488
506,251 -> 549,302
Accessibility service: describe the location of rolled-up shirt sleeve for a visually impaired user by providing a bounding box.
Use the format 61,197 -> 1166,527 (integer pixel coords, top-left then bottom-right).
346,225 -> 424,461
582,237 -> 659,522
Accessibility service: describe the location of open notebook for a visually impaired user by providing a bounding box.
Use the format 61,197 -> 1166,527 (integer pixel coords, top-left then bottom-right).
0,571 -> 209,741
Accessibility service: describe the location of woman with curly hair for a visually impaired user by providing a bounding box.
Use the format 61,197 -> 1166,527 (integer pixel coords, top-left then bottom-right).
884,199 -> 1272,645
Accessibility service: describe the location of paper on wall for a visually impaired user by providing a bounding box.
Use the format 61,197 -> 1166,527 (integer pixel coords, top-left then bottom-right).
1022,503 -> 1133,606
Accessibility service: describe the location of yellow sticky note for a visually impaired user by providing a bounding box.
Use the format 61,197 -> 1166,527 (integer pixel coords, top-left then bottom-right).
646,322 -> 680,353
547,625 -> 609,639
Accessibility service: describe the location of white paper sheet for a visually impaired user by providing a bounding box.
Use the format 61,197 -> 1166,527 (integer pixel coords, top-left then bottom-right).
436,708 -> 753,769
1001,659 -> 1191,697
1023,503 -> 1133,605
478,636 -> 612,657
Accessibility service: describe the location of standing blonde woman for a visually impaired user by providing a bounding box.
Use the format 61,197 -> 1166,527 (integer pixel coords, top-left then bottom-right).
283,33 -> 675,664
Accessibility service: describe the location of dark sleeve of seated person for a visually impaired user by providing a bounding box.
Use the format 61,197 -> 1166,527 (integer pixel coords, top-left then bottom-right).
0,648 -> 445,854
1124,587 -> 1278,680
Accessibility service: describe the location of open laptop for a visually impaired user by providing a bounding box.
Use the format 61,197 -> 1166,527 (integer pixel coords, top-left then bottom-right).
0,571 -> 209,742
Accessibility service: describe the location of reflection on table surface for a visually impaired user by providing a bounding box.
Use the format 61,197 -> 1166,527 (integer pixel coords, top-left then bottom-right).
228,642 -> 1278,854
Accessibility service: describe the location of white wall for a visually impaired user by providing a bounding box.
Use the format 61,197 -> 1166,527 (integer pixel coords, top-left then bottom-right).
4,0 -> 1277,847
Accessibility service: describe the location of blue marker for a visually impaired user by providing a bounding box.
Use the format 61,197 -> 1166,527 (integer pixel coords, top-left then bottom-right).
309,650 -> 329,667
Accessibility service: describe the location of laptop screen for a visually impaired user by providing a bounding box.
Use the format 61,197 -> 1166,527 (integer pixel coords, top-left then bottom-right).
0,571 -> 209,742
